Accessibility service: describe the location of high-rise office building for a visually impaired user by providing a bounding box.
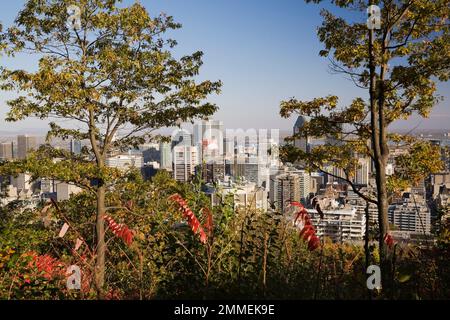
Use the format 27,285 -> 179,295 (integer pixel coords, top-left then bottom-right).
173,145 -> 199,182
325,123 -> 344,147
293,116 -> 309,153
70,139 -> 82,155
200,159 -> 226,183
193,120 -> 224,159
159,142 -> 172,170
17,135 -> 37,160
227,155 -> 268,187
171,129 -> 192,149
324,164 -> 346,184
355,157 -> 370,185
299,171 -> 311,202
269,172 -> 301,213
0,142 -> 13,160
285,168 -> 312,203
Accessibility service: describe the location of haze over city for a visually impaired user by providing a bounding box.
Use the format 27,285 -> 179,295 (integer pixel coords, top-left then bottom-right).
1,0 -> 449,134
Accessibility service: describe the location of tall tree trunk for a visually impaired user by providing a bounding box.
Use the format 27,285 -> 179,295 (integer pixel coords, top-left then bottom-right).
364,201 -> 372,299
376,153 -> 390,292
368,0 -> 390,292
88,108 -> 107,299
377,13 -> 392,294
95,181 -> 106,299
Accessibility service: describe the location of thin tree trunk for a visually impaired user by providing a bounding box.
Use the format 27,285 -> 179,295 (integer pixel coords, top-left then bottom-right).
376,161 -> 390,292
87,107 -> 107,299
364,201 -> 372,300
368,0 -> 389,292
95,182 -> 106,299
262,232 -> 269,297
377,12 -> 392,294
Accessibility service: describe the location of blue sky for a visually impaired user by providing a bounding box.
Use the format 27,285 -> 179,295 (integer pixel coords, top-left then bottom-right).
0,0 -> 449,133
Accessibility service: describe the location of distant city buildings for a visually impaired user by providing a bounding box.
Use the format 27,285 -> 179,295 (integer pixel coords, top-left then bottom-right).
171,129 -> 192,149
106,154 -> 144,170
194,120 -> 224,159
269,171 -> 301,213
159,142 -> 172,171
205,180 -> 268,211
200,157 -> 226,183
285,168 -> 311,203
55,181 -> 82,202
293,116 -> 309,153
388,193 -> 431,234
69,139 -> 82,155
1,121 -> 449,248
298,197 -> 366,243
355,158 -> 370,185
0,142 -> 13,160
346,188 -> 379,224
173,145 -> 199,182
17,135 -> 37,159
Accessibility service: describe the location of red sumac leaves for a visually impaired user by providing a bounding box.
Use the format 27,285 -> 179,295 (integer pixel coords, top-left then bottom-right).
291,202 -> 320,251
104,215 -> 134,246
169,194 -> 210,244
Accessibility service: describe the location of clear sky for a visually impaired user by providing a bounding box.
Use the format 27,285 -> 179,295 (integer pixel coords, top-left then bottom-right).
0,0 -> 449,134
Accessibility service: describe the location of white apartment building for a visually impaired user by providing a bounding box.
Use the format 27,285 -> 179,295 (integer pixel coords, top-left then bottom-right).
346,189 -> 379,224
388,193 -> 431,234
106,154 -> 144,170
207,181 -> 268,211
173,145 -> 199,182
305,200 -> 366,243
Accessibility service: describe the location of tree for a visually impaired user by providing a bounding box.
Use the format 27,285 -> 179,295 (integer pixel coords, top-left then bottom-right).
280,0 -> 449,292
1,0 -> 221,298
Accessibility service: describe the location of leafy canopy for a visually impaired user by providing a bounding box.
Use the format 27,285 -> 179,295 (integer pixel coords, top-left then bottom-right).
1,0 -> 221,155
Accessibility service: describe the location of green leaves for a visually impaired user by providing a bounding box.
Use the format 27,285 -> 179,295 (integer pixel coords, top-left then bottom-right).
1,0 -> 222,163
280,95 -> 338,118
280,0 -> 449,205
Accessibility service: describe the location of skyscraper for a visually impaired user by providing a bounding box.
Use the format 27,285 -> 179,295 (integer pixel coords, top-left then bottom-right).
173,145 -> 199,182
70,139 -> 82,155
159,142 -> 173,171
200,160 -> 226,183
284,168 -> 312,203
269,172 -> 301,213
17,135 -> 37,160
355,157 -> 370,185
171,129 -> 192,149
193,120 -> 224,159
0,142 -> 13,160
293,116 -> 309,153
